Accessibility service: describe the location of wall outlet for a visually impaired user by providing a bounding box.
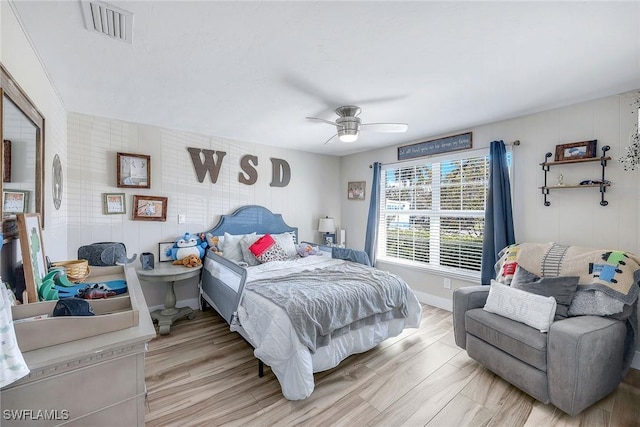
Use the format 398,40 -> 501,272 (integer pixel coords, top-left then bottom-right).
178,214 -> 186,224
443,278 -> 451,289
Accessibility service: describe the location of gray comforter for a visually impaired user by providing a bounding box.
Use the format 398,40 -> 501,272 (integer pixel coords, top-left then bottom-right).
245,261 -> 409,353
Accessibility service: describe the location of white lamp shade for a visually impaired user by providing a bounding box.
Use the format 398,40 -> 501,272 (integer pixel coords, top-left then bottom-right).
318,217 -> 335,233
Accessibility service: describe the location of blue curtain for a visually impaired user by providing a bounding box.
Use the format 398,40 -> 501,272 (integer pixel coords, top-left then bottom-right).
364,162 -> 381,264
481,141 -> 515,284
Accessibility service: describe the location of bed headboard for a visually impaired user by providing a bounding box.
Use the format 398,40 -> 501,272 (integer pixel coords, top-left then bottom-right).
206,205 -> 298,242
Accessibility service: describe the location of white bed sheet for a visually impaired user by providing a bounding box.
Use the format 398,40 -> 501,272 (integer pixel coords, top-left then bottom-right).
232,256 -> 422,400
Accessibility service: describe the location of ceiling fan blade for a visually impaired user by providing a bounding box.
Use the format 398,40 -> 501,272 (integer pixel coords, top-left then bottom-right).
361,123 -> 408,133
323,134 -> 338,145
306,117 -> 337,126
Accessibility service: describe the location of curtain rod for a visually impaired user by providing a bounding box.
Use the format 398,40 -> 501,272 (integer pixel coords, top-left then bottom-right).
369,140 -> 521,168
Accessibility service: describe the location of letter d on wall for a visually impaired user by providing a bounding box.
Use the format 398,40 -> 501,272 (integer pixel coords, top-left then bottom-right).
270,158 -> 291,187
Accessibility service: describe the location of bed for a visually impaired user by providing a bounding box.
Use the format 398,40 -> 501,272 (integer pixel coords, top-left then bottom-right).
199,205 -> 422,400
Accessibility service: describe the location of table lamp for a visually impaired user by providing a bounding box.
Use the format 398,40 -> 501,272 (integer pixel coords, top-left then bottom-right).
318,217 -> 335,245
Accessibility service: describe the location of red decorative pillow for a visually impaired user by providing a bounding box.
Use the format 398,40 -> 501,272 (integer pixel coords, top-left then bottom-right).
249,234 -> 288,263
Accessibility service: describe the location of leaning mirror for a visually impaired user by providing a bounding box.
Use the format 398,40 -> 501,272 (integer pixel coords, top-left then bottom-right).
0,64 -> 45,229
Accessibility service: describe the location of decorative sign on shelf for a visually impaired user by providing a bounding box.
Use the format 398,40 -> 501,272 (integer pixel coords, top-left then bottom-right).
398,132 -> 472,160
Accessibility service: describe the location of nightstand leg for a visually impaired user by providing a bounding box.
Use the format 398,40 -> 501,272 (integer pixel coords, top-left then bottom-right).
151,281 -> 193,335
161,281 -> 179,316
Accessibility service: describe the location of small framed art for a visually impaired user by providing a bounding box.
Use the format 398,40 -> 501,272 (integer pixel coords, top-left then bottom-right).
3,189 -> 29,217
132,195 -> 167,221
348,181 -> 366,200
117,152 -> 150,188
158,241 -> 175,262
554,140 -> 597,162
16,213 -> 46,303
103,193 -> 126,214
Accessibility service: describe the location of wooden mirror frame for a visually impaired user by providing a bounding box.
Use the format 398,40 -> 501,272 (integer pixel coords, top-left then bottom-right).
0,63 -> 45,229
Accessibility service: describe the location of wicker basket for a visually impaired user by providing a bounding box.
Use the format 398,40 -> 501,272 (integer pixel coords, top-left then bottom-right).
51,259 -> 91,282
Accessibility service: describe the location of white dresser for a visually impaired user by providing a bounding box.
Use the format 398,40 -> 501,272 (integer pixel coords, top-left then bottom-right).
0,265 -> 156,426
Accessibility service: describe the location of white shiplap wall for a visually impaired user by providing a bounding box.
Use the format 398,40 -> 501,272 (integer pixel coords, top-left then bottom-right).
66,113 -> 342,307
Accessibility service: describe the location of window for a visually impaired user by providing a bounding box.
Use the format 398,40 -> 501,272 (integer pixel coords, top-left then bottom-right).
377,152 -> 501,274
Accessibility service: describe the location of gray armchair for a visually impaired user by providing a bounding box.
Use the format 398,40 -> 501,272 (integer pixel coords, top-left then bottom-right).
453,286 -> 628,416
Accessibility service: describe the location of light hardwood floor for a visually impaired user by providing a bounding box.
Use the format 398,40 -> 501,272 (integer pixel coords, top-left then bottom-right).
145,305 -> 640,427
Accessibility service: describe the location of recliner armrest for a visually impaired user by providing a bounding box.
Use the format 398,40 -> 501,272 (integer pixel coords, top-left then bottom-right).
453,285 -> 490,349
547,315 -> 627,416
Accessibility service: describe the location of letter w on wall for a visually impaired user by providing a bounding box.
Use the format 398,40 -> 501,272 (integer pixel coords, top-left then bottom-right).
187,148 -> 227,183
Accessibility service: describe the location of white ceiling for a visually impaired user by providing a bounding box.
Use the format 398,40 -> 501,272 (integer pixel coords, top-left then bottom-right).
10,1 -> 640,156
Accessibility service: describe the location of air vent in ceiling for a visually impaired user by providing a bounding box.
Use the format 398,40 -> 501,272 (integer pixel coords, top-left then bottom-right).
81,0 -> 133,44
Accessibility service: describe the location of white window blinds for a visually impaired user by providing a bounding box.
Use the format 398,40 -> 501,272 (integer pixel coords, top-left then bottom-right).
377,153 -> 492,273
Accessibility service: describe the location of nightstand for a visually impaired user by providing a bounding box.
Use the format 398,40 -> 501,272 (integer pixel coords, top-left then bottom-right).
136,263 -> 202,335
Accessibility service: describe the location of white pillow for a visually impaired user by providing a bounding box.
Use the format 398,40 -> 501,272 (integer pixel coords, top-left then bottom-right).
483,280 -> 557,333
239,234 -> 262,266
222,232 -> 255,262
272,232 -> 297,257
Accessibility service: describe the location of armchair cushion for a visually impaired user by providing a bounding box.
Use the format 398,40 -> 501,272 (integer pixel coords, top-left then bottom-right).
466,308 -> 548,371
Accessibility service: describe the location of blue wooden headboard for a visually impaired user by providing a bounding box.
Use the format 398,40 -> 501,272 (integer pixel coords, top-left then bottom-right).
206,205 -> 298,242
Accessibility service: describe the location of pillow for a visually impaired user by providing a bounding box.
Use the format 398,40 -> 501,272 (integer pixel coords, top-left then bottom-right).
511,265 -> 540,286
272,232 -> 297,257
484,280 -> 557,333
222,232 -> 255,263
511,275 -> 579,320
239,234 -> 262,266
568,290 -> 625,316
249,234 -> 288,263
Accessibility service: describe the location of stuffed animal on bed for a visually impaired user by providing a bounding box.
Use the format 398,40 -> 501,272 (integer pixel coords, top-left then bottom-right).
205,233 -> 221,253
296,243 -> 319,257
166,232 -> 207,261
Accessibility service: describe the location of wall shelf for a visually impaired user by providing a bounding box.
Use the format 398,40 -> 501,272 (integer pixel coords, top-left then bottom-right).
539,146 -> 611,206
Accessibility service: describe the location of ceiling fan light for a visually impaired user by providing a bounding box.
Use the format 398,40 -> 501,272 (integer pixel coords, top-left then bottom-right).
338,130 -> 359,142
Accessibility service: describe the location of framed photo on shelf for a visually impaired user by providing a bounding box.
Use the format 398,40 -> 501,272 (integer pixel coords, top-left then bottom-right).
117,152 -> 150,188
132,195 -> 167,221
554,140 -> 597,162
347,181 -> 366,200
103,193 -> 126,215
3,189 -> 29,217
158,241 -> 175,262
16,213 -> 46,303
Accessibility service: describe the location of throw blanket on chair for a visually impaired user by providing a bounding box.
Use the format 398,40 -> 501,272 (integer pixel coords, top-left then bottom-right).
495,242 -> 639,375
495,242 -> 640,306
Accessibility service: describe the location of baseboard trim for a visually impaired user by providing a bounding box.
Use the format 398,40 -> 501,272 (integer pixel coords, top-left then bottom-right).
412,290 -> 452,312
149,297 -> 200,313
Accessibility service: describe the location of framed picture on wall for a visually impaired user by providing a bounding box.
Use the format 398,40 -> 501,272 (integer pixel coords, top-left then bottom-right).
132,195 -> 167,221
103,193 -> 126,214
348,181 -> 366,200
3,189 -> 29,217
117,152 -> 150,188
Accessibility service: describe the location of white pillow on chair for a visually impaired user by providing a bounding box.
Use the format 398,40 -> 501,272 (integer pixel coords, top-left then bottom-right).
483,280 -> 557,333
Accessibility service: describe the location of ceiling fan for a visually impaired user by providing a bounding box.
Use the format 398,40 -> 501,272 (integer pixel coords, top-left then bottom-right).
306,105 -> 408,144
